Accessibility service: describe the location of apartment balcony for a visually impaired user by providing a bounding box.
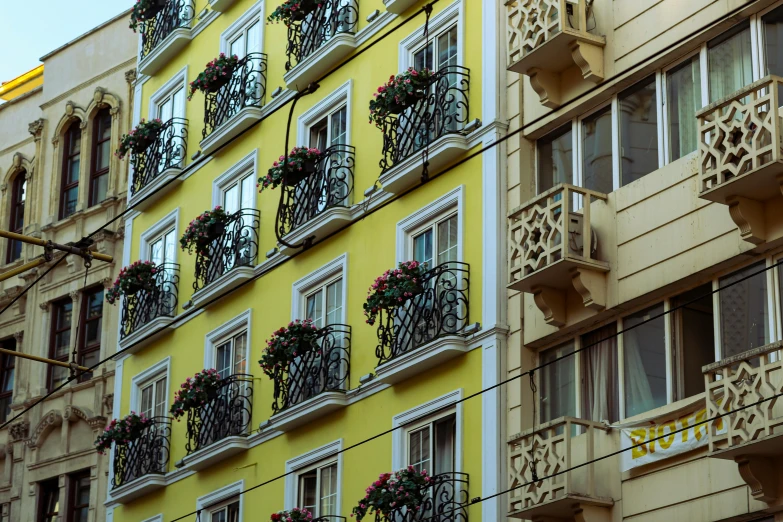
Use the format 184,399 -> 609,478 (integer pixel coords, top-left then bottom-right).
182,373 -> 253,470
269,324 -> 351,431
110,417 -> 171,504
508,183 -> 609,327
277,145 -> 355,255
378,66 -> 471,194
374,262 -> 470,384
697,75 -> 783,244
508,417 -> 618,520
191,209 -> 259,309
506,0 -> 605,108
138,0 -> 195,76
378,473 -> 470,522
208,0 -> 237,11
200,53 -> 268,156
129,118 -> 188,210
119,263 -> 179,354
703,340 -> 783,503
283,0 -> 359,89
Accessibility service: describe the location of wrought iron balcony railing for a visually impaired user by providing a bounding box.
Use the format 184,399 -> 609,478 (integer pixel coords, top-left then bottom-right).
185,373 -> 253,455
378,472 -> 470,522
379,66 -> 470,171
284,0 -> 358,71
112,417 -> 171,489
193,209 -> 260,293
139,0 -> 195,60
277,145 -> 355,237
271,324 -> 351,415
375,262 -> 469,367
130,118 -> 188,196
202,52 -> 268,140
120,263 -> 179,340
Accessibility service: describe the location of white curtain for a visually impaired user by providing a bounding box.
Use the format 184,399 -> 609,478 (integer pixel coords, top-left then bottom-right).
581,324 -> 619,423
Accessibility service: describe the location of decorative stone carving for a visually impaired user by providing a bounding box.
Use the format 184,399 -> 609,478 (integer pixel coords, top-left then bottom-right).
125,68 -> 138,84
13,331 -> 23,343
87,416 -> 107,431
103,394 -> 114,414
531,286 -> 565,327
27,411 -> 63,448
727,196 -> 766,245
736,455 -> 777,503
38,301 -> 50,312
8,421 -> 29,442
64,405 -> 92,422
28,119 -> 44,138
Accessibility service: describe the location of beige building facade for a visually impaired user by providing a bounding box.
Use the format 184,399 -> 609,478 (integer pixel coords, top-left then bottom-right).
505,0 -> 783,521
0,11 -> 135,522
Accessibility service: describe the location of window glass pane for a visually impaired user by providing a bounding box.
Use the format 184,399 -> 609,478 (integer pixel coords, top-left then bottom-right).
241,174 -> 255,211
326,279 -> 343,326
672,284 -> 715,399
223,184 -> 239,215
150,237 -> 163,266
719,262 -> 768,359
233,332 -> 247,374
299,470 -> 317,512
408,426 -> 431,472
539,342 -> 575,423
437,26 -> 458,70
154,376 -> 167,417
310,118 -> 328,150
413,230 -> 433,267
437,215 -> 458,265
319,464 -> 338,516
537,125 -> 573,193
141,385 -> 153,418
230,33 -> 245,58
582,323 -> 619,423
708,25 -> 753,102
667,56 -> 702,161
581,106 -> 613,194
764,6 -> 783,75
414,43 -> 433,71
246,21 -> 260,54
434,415 -> 455,475
216,341 -> 232,379
306,289 -> 324,327
330,106 -> 348,147
619,77 -> 659,186
623,303 -> 667,417
92,173 -> 108,204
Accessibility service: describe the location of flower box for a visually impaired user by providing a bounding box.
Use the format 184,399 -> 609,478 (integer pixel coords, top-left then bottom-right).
188,54 -> 239,100
116,119 -> 164,160
259,147 -> 322,192
180,206 -> 230,255
170,369 -> 223,420
369,68 -> 433,127
259,319 -> 320,378
130,0 -> 167,31
363,260 -> 426,325
94,412 -> 153,454
268,0 -> 322,26
352,466 -> 431,521
106,261 -> 159,305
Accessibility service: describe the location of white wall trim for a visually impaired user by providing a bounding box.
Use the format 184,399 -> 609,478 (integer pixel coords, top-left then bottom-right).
196,480 -> 244,518
398,0 -> 464,71
130,356 -> 172,415
391,389 -> 463,471
219,0 -> 265,54
211,149 -> 259,208
395,185 -> 464,264
284,439 -> 343,512
296,80 -> 353,147
139,207 -> 180,264
140,514 -> 163,522
148,66 -> 189,119
204,309 -> 253,369
290,253 -> 348,321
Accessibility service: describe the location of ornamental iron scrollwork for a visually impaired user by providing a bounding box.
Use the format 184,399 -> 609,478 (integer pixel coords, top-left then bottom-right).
285,0 -> 359,72
139,0 -> 195,60
193,209 -> 260,293
130,118 -> 188,196
185,373 -> 253,455
375,262 -> 469,367
120,263 -> 180,339
377,472 -> 470,522
271,324 -> 351,415
112,417 -> 171,489
277,145 -> 355,238
202,53 -> 268,140
379,66 -> 470,172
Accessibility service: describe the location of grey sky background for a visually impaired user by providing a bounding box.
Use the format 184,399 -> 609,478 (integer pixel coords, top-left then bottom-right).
0,1 -> 130,83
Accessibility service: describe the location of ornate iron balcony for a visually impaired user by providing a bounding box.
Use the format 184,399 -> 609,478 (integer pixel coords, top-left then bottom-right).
271,324 -> 351,415
139,0 -> 195,60
378,472 -> 470,522
185,373 -> 253,455
193,209 -> 260,293
202,53 -> 268,140
379,66 -> 470,171
130,118 -> 188,196
119,263 -> 180,340
112,417 -> 171,489
375,262 -> 470,367
284,0 -> 358,71
277,145 -> 355,237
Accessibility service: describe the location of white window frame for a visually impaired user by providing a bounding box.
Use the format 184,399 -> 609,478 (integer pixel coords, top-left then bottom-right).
196,480 -> 244,522
130,357 -> 171,418
204,309 -> 252,370
139,516 -> 163,522
660,48 -> 707,164
139,208 -> 180,265
148,66 -> 189,120
296,80 -> 353,148
391,389 -> 463,471
212,149 -> 259,209
284,439 -> 343,513
396,185 -> 464,264
219,0 -> 265,55
398,0 -> 465,71
291,253 -> 348,323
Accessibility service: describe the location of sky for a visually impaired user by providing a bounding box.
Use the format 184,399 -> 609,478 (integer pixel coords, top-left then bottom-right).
0,0 -> 130,83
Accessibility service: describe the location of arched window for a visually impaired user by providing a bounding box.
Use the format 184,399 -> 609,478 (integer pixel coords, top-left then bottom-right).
7,171 -> 26,263
90,108 -> 111,207
60,122 -> 81,219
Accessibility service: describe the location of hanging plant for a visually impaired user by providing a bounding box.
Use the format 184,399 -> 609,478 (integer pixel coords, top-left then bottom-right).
94,412 -> 153,454
180,206 -> 230,255
258,147 -> 322,192
188,53 -> 239,100
351,467 -> 431,521
115,119 -> 164,160
106,260 -> 158,305
270,508 -> 313,522
267,0 -> 322,26
258,319 -> 320,378
363,260 -> 427,326
368,67 -> 433,128
170,369 -> 223,420
129,0 -> 166,32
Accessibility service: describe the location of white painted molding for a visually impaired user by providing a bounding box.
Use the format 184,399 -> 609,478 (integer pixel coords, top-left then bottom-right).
219,0 -> 265,55
139,207 -> 180,264
130,357 -> 172,414
197,480 -> 244,518
296,80 -> 353,147
211,149 -> 259,207
140,515 -> 163,522
284,439 -> 343,512
204,309 -> 253,369
395,185 -> 464,264
398,0 -> 464,71
290,253 -> 348,321
148,66 -> 189,119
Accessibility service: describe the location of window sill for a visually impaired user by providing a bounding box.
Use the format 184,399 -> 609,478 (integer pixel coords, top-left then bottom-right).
128,167 -> 183,212
109,473 -> 167,505
199,106 -> 264,156
278,206 -> 352,256
283,32 -> 357,90
178,435 -> 249,472
190,265 -> 254,310
139,27 -> 191,77
374,334 -> 470,385
379,133 -> 470,194
118,315 -> 176,355
209,0 -> 237,11
383,0 -> 417,14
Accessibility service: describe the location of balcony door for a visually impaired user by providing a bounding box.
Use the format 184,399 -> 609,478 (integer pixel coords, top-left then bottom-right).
209,332 -> 248,443
305,105 -> 349,216
227,21 -> 262,116
156,87 -> 186,171
407,414 -> 457,518
140,375 -> 167,419
218,173 -> 256,272
148,228 -> 177,312
136,374 -> 167,479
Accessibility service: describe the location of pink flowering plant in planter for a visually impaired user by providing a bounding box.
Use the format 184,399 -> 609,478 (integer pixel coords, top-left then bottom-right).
180,206 -> 230,255
351,466 -> 431,521
267,0 -> 322,26
368,67 -> 433,128
116,119 -> 163,159
94,412 -> 153,454
259,319 -> 319,378
363,261 -> 427,326
258,147 -> 322,192
188,54 -> 239,100
269,507 -> 313,522
129,0 -> 165,32
170,369 -> 223,420
105,260 -> 158,305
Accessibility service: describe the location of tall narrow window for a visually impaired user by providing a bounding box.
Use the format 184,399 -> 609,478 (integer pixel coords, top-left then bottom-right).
77,288 -> 103,381
208,501 -> 239,522
89,109 -> 111,207
537,124 -> 573,193
0,338 -> 15,423
719,262 -> 768,359
68,471 -> 90,522
7,172 -> 26,263
305,278 -> 343,328
619,77 -> 659,186
298,461 -> 338,517
38,479 -> 60,522
222,173 -> 255,215
666,55 -> 702,162
672,284 -> 715,399
140,375 -> 168,419
215,331 -> 248,379
309,105 -> 348,150
581,106 -> 613,195
49,299 -> 72,390
407,413 -> 456,475
623,303 -> 667,418
763,5 -> 783,76
708,23 -> 753,103
60,123 -> 81,219
539,342 -> 576,423
581,323 -> 619,423
412,214 -> 458,268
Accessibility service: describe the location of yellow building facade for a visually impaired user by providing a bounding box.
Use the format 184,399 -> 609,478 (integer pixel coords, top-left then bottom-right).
108,0 -> 506,521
